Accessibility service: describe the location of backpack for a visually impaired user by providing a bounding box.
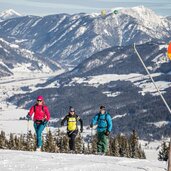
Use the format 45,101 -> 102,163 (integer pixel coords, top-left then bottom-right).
97,113 -> 109,129
34,104 -> 44,113
67,115 -> 78,131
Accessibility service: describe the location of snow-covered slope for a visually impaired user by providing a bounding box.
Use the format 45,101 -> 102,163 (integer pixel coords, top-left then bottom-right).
0,6 -> 170,68
0,9 -> 22,21
40,42 -> 170,89
0,38 -> 62,77
0,150 -> 166,171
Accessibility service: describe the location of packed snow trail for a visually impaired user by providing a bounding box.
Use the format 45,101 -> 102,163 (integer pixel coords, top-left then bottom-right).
0,150 -> 166,171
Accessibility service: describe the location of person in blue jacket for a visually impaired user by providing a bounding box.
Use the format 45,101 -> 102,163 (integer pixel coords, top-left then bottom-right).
90,105 -> 112,154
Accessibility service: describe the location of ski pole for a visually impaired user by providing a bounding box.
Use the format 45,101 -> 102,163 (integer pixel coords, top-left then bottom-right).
27,120 -> 30,132
134,43 -> 171,115
46,123 -> 49,133
90,127 -> 93,143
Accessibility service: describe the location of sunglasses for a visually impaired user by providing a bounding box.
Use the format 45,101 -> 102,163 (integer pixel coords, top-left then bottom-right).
37,100 -> 42,102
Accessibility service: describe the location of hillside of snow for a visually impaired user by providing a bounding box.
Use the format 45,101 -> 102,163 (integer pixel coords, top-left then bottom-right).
0,150 -> 166,171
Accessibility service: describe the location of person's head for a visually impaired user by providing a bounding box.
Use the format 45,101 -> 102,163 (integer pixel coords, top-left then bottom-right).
100,105 -> 106,114
69,106 -> 75,115
36,96 -> 44,105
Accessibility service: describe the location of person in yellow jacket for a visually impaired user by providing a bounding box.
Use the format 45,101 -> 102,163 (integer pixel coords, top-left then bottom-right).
61,107 -> 83,152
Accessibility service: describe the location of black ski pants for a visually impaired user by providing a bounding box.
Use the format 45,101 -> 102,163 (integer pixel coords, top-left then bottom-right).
67,130 -> 78,151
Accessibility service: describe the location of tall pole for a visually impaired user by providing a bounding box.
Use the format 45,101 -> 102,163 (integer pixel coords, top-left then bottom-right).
27,120 -> 30,133
133,43 -> 171,171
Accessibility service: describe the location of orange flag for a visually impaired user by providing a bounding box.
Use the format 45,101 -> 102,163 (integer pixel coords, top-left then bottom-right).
168,42 -> 171,60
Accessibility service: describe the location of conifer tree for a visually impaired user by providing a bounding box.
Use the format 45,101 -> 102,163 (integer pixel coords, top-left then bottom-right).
0,129 -> 146,159
91,134 -> 97,154
0,131 -> 6,149
125,139 -> 131,158
87,142 -> 91,154
75,133 -> 83,153
57,131 -> 69,153
110,137 -> 120,157
19,134 -> 26,151
129,130 -> 139,158
82,143 -> 86,154
44,130 -> 58,153
26,131 -> 35,151
62,135 -> 69,153
41,136 -> 45,152
158,142 -> 169,161
119,135 -> 127,157
14,135 -> 20,150
8,133 -> 16,150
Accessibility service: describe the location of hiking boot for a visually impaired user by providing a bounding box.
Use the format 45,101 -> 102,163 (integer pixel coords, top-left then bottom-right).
97,152 -> 105,156
68,150 -> 75,154
36,147 -> 41,152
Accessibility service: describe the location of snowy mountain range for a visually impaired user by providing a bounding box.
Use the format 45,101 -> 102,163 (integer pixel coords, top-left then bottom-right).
0,38 -> 62,77
0,6 -> 170,68
0,9 -> 22,21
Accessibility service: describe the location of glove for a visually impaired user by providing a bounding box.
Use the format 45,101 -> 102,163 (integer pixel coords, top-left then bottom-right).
90,124 -> 93,128
43,120 -> 48,125
105,131 -> 110,136
26,114 -> 31,121
80,128 -> 83,133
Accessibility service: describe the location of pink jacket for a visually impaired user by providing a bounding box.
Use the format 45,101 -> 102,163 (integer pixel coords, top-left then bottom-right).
28,105 -> 50,121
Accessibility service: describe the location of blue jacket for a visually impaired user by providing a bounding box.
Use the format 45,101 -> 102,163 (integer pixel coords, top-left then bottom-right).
91,112 -> 113,132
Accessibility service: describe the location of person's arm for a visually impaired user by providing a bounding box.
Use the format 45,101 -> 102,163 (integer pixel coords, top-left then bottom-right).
28,106 -> 34,117
90,114 -> 99,127
26,106 -> 34,120
44,106 -> 50,121
61,115 -> 68,126
77,116 -> 83,132
106,114 -> 113,132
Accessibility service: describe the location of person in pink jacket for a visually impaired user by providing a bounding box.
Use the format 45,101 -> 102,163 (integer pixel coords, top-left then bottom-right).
26,96 -> 50,151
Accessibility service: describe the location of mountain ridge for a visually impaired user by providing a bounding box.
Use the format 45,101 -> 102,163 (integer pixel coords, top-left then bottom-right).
0,38 -> 62,77
0,6 -> 170,69
0,9 -> 22,21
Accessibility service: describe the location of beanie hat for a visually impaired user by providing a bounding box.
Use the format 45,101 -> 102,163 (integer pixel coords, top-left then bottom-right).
69,106 -> 75,112
100,105 -> 105,110
37,96 -> 44,101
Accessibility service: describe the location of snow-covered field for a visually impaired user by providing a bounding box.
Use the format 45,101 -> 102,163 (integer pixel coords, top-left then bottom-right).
0,70 -> 64,135
0,150 -> 167,171
68,73 -> 171,96
0,70 -> 64,102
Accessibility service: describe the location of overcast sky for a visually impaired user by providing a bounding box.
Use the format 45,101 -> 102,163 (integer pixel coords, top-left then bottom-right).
0,0 -> 171,16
